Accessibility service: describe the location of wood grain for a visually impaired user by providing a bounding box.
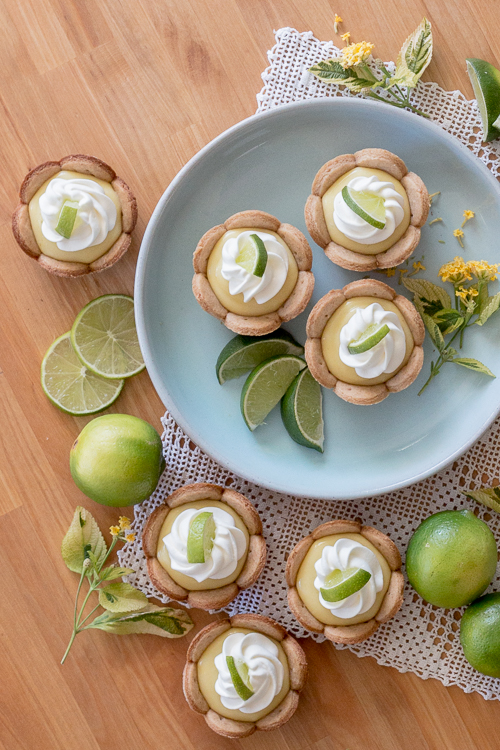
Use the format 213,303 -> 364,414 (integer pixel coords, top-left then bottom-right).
1,0 -> 500,748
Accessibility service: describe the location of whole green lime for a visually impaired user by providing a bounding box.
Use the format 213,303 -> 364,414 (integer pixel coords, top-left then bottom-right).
70,414 -> 165,507
406,510 -> 497,608
460,593 -> 500,676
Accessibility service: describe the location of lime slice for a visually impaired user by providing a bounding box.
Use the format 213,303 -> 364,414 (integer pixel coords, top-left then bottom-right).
320,567 -> 372,603
41,333 -> 124,415
241,354 -> 306,431
55,201 -> 79,239
342,185 -> 386,229
216,329 -> 304,384
281,368 -> 324,453
70,295 -> 145,379
466,58 -> 500,142
186,512 -> 216,564
348,323 -> 390,354
226,656 -> 254,700
236,233 -> 268,277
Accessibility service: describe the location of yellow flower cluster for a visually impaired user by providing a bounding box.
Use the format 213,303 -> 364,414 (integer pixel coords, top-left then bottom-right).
110,525 -> 120,536
456,286 -> 478,302
439,257 -> 499,285
109,516 -> 135,542
341,41 -> 374,68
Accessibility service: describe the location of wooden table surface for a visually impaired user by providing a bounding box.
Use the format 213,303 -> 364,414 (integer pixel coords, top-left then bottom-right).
1,1 -> 500,748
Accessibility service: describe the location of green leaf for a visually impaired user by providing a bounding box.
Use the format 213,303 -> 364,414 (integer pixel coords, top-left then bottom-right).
403,278 -> 451,309
309,59 -> 379,92
453,358 -> 496,377
61,507 -> 107,575
433,308 -> 464,335
476,291 -> 500,326
98,582 -> 148,612
422,313 -> 445,351
463,486 -> 500,513
90,605 -> 194,638
475,282 -> 490,316
388,17 -> 433,88
99,566 -> 135,582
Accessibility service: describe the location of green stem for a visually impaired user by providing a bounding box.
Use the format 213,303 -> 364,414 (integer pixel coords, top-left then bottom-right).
365,90 -> 429,117
61,629 -> 78,665
78,603 -> 101,629
418,327 -> 463,395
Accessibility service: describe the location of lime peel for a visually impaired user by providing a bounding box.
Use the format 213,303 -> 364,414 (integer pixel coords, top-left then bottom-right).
320,567 -> 371,602
186,512 -> 216,564
342,185 -> 386,229
226,656 -> 254,700
348,323 -> 390,354
216,329 -> 303,384
241,354 -> 306,431
281,368 -> 324,452
236,233 -> 268,277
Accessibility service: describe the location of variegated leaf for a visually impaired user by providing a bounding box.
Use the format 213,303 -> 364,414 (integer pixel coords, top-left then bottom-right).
462,486 -> 500,514
453,358 -> 495,377
309,59 -> 378,92
476,291 -> 500,326
388,17 -> 433,88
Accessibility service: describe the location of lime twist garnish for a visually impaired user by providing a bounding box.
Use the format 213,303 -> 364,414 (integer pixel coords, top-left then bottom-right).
55,201 -> 79,239
186,512 -> 216,564
226,655 -> 254,701
281,368 -> 324,453
236,233 -> 268,277
466,58 -> 500,143
320,567 -> 371,603
348,323 -> 390,355
342,185 -> 386,229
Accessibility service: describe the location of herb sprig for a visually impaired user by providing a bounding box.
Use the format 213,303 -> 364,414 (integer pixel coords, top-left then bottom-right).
61,507 -> 193,664
309,18 -> 433,118
403,258 -> 500,394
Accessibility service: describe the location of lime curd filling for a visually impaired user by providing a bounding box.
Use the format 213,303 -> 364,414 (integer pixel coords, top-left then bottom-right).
322,167 -> 411,255
207,228 -> 298,316
321,297 -> 414,386
156,500 -> 249,590
29,170 -> 122,264
197,627 -> 290,722
296,533 -> 391,626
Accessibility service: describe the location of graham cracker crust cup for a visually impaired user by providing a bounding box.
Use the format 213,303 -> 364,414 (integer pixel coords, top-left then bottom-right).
183,613 -> 307,738
12,155 -> 137,278
142,482 -> 266,611
305,278 -> 425,405
286,520 -> 404,645
304,148 -> 429,271
192,210 -> 314,335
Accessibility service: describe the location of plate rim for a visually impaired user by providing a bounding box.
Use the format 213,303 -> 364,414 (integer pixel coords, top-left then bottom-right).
135,96 -> 500,499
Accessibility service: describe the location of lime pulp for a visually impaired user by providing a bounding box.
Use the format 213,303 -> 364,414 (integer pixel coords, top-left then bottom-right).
342,185 -> 386,229
186,512 -> 216,564
348,323 -> 390,354
235,233 -> 268,277
240,354 -> 306,431
55,201 -> 79,239
466,58 -> 500,142
320,567 -> 371,602
216,329 -> 303,384
281,368 -> 324,452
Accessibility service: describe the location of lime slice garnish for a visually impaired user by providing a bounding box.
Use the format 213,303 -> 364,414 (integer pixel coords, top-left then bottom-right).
466,58 -> 500,142
41,333 -> 124,415
216,329 -> 304,384
281,368 -> 324,453
241,354 -> 306,431
186,512 -> 216,564
70,294 -> 145,379
55,201 -> 79,239
342,185 -> 386,229
348,323 -> 390,354
236,233 -> 268,277
226,656 -> 254,701
320,567 -> 372,603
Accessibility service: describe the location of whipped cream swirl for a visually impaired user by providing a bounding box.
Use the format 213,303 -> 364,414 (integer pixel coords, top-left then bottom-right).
314,538 -> 384,619
333,175 -> 405,244
163,507 -> 246,583
214,632 -> 284,713
221,231 -> 289,304
39,175 -> 117,252
339,303 -> 406,379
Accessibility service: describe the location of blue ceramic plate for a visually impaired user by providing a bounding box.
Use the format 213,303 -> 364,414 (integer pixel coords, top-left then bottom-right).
135,98 -> 500,499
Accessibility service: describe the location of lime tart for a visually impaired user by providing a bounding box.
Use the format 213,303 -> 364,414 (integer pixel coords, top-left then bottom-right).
183,614 -> 307,738
12,155 -> 137,277
142,483 -> 266,610
305,148 -> 429,271
286,520 -> 404,644
305,279 -> 425,405
192,210 -> 314,335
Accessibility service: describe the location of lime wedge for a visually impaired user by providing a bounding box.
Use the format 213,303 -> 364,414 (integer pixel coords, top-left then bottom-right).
281,368 -> 324,453
466,58 -> 500,142
320,567 -> 372,602
186,512 -> 216,564
216,329 -> 304,384
342,185 -> 386,229
236,233 -> 268,277
70,295 -> 145,379
226,656 -> 254,701
41,333 -> 124,415
241,354 -> 306,431
348,323 -> 390,354
55,201 -> 79,239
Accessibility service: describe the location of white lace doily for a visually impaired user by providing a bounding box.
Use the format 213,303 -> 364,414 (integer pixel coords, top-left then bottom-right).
120,29 -> 500,701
